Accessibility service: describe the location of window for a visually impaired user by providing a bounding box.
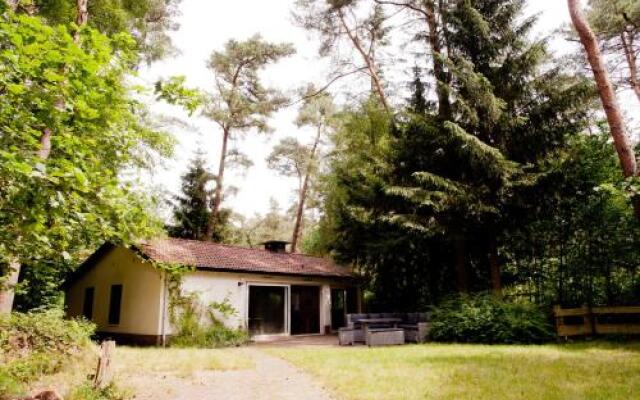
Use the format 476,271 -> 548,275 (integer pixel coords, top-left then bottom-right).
82,287 -> 94,320
108,284 -> 123,325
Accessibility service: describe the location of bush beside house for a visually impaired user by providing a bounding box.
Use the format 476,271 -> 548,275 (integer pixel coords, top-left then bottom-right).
429,295 -> 555,344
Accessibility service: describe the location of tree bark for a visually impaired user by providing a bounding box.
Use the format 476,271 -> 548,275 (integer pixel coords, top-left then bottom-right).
424,0 -> 451,119
0,259 -> 20,314
620,31 -> 640,103
291,126 -> 323,253
206,127 -> 230,240
291,175 -> 309,253
569,0 -> 640,219
6,0 -> 17,11
488,236 -> 502,297
454,237 -> 469,293
74,0 -> 89,42
337,8 -> 390,112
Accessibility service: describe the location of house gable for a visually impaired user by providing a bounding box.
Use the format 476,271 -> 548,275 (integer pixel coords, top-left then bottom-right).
65,246 -> 164,337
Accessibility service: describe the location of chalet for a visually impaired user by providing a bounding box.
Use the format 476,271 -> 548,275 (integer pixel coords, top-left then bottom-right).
64,238 -> 359,345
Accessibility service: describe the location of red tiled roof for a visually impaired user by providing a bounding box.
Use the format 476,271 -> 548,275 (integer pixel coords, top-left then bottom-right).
136,238 -> 353,278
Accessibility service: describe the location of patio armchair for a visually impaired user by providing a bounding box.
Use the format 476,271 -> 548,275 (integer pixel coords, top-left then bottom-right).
345,313 -> 368,342
398,312 -> 432,343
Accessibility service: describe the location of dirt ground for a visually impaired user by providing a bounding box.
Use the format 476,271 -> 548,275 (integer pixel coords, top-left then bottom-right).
120,347 -> 335,400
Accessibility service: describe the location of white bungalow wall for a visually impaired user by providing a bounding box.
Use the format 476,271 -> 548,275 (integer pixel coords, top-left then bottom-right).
170,270 -> 349,336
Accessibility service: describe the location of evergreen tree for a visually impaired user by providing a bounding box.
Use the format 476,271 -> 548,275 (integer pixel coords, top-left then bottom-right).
168,152 -> 215,241
319,0 -> 593,305
407,65 -> 431,115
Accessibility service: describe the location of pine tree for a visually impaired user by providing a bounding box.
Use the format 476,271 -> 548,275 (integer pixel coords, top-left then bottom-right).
168,152 -> 229,241
407,65 -> 431,115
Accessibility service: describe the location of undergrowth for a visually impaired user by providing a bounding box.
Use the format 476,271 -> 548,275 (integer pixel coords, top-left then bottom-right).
0,310 -> 95,399
170,293 -> 249,348
429,294 -> 554,344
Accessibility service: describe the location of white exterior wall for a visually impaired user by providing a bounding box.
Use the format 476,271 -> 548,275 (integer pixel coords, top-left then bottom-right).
170,270 -> 351,335
66,247 -> 164,336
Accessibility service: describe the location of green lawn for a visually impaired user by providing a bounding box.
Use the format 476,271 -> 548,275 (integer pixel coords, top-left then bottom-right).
268,342 -> 640,400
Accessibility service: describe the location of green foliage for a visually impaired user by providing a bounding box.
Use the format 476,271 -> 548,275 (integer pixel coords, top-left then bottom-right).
169,290 -> 248,348
315,0 -> 595,309
227,198 -> 296,247
205,34 -> 295,134
67,383 -> 129,400
267,137 -> 312,181
407,65 -> 431,115
0,310 -> 95,397
166,151 -> 232,241
503,131 -> 640,306
587,0 -> 640,39
30,0 -> 182,63
429,294 -> 554,344
583,0 -> 640,93
155,75 -> 204,116
0,12 -> 174,309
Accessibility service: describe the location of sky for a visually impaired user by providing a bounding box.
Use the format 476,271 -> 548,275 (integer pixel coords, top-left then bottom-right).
137,0 -> 607,219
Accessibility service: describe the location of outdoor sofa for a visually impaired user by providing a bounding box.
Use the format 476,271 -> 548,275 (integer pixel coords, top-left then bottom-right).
338,312 -> 432,345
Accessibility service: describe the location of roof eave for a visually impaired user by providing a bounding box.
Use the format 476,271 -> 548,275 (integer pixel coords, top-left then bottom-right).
193,265 -> 356,280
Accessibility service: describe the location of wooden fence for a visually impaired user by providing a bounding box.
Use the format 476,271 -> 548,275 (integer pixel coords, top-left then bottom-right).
553,305 -> 640,337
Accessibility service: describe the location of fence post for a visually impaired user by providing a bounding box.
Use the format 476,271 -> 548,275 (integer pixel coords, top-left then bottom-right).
581,305 -> 593,335
93,340 -> 116,389
553,305 -> 562,338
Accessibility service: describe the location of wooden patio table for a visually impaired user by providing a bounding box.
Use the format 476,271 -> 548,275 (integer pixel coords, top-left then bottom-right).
359,318 -> 403,339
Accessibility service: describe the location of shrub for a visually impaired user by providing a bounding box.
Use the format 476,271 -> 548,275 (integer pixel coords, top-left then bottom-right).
0,310 -> 95,397
67,383 -> 130,400
0,309 -> 94,358
429,294 -> 554,344
170,324 -> 249,348
170,293 -> 249,348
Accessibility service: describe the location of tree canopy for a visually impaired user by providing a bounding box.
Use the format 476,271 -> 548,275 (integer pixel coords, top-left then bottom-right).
0,11 -> 174,310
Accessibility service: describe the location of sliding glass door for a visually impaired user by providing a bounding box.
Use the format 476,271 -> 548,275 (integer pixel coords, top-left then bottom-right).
248,285 -> 287,335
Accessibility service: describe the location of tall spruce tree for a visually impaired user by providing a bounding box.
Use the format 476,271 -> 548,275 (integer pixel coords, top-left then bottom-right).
319,0 -> 592,305
408,65 -> 431,115
168,152 -> 215,241
388,0 -> 591,295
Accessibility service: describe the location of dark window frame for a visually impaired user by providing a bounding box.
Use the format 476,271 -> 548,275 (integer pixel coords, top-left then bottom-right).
82,287 -> 94,321
108,284 -> 123,325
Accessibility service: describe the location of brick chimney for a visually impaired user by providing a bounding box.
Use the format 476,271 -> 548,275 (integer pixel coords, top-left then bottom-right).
262,240 -> 289,253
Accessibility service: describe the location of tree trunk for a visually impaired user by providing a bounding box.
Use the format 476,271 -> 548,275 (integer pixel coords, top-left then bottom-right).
0,259 -> 20,314
620,32 -> 640,103
206,127 -> 230,240
488,236 -> 502,297
291,176 -> 309,253
425,0 -> 451,119
337,9 -> 390,112
454,237 -> 469,293
568,0 -> 640,219
291,126 -> 323,253
74,0 -> 89,42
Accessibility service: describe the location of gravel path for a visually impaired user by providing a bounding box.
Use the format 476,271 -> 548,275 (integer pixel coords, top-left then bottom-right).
125,348 -> 334,400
